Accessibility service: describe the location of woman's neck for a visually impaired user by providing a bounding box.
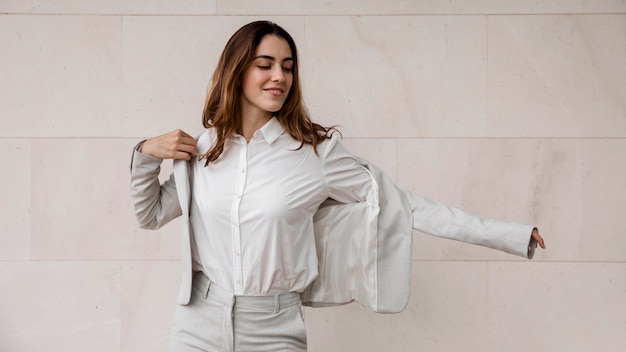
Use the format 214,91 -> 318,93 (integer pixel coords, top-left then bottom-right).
240,114 -> 272,142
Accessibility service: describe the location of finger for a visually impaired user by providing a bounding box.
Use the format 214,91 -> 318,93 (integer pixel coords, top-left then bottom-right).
533,231 -> 546,249
176,143 -> 198,156
167,131 -> 194,144
174,136 -> 197,151
537,236 -> 546,249
172,150 -> 194,160
177,134 -> 197,147
166,131 -> 197,156
173,129 -> 195,139
170,129 -> 197,144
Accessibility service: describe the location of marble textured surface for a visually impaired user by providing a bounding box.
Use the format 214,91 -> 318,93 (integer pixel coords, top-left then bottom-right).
487,15 -> 626,137
0,0 -> 217,14
1,1 -> 625,351
0,15 -> 122,137
0,139 -> 31,261
29,138 -> 180,261
121,261 -> 180,351
0,262 -> 122,351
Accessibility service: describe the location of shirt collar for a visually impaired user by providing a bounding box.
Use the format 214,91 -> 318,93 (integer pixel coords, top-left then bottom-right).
257,117 -> 285,144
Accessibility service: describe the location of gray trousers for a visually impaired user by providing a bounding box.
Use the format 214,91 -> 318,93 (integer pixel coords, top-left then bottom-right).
170,273 -> 307,351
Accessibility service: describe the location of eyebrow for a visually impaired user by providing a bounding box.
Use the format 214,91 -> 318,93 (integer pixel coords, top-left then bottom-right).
253,55 -> 293,62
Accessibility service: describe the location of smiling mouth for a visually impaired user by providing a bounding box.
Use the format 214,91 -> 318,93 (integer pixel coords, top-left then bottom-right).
264,88 -> 285,96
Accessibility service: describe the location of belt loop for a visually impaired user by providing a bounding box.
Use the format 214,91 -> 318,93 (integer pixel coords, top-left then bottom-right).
273,294 -> 280,314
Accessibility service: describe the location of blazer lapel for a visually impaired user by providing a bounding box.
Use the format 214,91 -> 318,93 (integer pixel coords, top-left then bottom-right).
173,159 -> 191,215
173,158 -> 194,305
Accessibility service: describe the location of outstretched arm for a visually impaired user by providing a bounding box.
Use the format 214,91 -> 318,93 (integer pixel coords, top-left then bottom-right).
406,191 -> 545,259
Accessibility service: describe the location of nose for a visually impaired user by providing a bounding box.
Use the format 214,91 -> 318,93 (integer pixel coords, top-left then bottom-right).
271,66 -> 285,82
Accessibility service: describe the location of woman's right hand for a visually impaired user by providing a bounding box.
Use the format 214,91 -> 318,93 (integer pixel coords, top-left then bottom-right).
140,129 -> 197,160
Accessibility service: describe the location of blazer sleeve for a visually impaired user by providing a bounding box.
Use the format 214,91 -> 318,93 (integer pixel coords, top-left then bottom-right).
129,144 -> 182,230
405,191 -> 536,259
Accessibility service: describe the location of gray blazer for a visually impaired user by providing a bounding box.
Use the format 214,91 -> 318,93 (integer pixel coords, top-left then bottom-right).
130,148 -> 534,313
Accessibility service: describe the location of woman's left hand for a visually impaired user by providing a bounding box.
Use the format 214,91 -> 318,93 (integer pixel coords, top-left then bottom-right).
531,228 -> 546,250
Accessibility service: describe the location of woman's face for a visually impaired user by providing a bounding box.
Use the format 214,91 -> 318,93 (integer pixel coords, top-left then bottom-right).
240,34 -> 294,120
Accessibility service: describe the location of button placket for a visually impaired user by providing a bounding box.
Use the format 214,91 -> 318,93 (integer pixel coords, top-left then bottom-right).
230,141 -> 248,295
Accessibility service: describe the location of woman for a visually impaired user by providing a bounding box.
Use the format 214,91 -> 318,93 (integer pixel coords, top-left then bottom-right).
130,21 -> 545,352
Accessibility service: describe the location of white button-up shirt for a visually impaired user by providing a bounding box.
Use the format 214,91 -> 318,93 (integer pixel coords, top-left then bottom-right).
190,117 -> 372,295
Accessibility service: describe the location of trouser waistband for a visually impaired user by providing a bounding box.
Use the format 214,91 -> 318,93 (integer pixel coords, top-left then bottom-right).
192,272 -> 301,314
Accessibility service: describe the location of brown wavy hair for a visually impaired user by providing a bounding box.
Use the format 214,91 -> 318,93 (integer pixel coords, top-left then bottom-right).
199,21 -> 336,166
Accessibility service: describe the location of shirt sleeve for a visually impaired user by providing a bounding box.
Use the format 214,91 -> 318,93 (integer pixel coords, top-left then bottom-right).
321,134 -> 373,203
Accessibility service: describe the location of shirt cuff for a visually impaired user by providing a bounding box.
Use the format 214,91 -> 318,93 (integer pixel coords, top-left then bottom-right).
135,139 -> 146,152
527,227 -> 538,259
